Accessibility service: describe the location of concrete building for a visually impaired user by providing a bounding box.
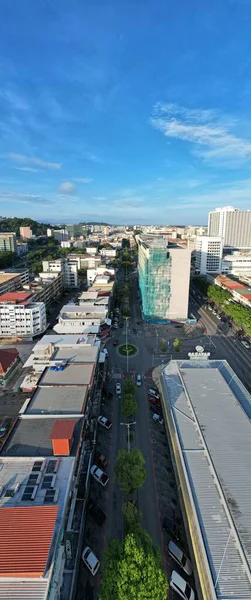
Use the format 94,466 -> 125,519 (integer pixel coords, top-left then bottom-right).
0,232 -> 17,253
137,236 -> 191,321
195,236 -> 223,274
16,241 -> 28,256
0,270 -> 29,295
23,271 -> 63,309
61,240 -> 72,249
0,348 -> 20,389
0,291 -> 47,338
20,225 -> 32,239
100,247 -> 117,258
66,223 -> 83,238
43,258 -> 79,289
208,206 -> 251,249
160,357 -> 251,600
86,246 -> 98,255
87,266 -> 115,288
68,253 -> 101,270
222,252 -> 251,276
53,303 -> 110,335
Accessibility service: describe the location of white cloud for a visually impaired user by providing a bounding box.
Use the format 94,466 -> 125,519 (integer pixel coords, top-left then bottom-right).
73,177 -> 93,183
8,153 -> 62,170
151,103 -> 251,165
13,166 -> 39,173
58,182 -> 76,194
0,190 -> 53,205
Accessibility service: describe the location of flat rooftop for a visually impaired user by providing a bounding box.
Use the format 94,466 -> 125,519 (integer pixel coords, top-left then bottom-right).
60,303 -> 107,314
33,333 -> 99,348
54,346 -> 99,363
162,359 -> 251,599
39,363 -> 95,386
0,272 -> 20,284
25,385 -> 88,415
2,417 -> 83,457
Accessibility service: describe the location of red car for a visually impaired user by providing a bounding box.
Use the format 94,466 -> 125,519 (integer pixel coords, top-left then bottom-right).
148,396 -> 161,407
113,338 -> 118,346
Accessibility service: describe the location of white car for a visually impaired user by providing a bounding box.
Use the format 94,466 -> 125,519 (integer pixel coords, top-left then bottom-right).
168,541 -> 192,576
170,571 -> 195,600
116,382 -> 121,395
152,413 -> 164,425
136,374 -> 142,386
241,340 -> 250,349
216,315 -> 221,320
97,416 -> 112,430
90,465 -> 109,487
103,348 -> 109,357
208,306 -> 212,311
82,546 -> 100,576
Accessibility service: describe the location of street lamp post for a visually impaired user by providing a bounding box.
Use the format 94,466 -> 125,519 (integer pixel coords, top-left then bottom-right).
120,421 -> 136,452
125,316 -> 130,373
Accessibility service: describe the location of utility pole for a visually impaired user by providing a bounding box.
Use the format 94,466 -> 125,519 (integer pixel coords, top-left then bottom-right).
120,421 -> 136,452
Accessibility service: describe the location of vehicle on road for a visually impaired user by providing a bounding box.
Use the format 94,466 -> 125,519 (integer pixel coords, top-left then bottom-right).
168,541 -> 192,576
241,340 -> 250,349
162,515 -> 181,542
208,306 -> 212,311
116,382 -> 121,395
136,374 -> 142,386
152,412 -> 163,424
133,327 -> 137,334
97,416 -> 112,430
87,499 -> 106,526
112,324 -> 118,329
103,348 -> 109,357
216,314 -> 221,320
90,465 -> 109,487
170,571 -> 195,600
82,546 -> 100,576
148,388 -> 160,400
95,453 -> 108,468
148,396 -> 161,407
113,338 -> 118,346
0,418 -> 11,439
150,404 -> 162,416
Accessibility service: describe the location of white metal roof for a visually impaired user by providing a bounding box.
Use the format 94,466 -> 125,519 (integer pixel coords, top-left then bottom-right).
162,359 -> 251,599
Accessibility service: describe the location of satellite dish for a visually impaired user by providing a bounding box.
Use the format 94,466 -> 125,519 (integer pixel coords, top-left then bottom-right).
195,345 -> 204,353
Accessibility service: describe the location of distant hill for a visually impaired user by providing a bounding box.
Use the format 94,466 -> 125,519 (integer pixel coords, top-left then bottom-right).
0,217 -> 51,237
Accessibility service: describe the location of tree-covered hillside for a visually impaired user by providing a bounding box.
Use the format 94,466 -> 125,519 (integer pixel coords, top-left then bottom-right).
0,217 -> 51,237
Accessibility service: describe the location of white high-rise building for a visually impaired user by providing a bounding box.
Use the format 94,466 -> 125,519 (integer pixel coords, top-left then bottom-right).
0,291 -> 47,338
42,258 -> 79,289
195,236 -> 223,274
208,206 -> 251,249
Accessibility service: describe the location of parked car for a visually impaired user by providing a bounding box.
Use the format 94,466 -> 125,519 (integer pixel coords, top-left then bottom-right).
82,546 -> 100,576
150,404 -> 162,416
162,515 -> 181,542
241,340 -> 250,349
95,453 -> 108,468
97,416 -> 112,430
152,413 -> 163,424
87,499 -> 106,526
113,338 -> 118,346
148,388 -> 160,400
168,541 -> 192,576
103,348 -> 109,357
0,418 -> 11,439
116,382 -> 121,395
170,571 -> 195,600
136,374 -> 142,386
148,396 -> 161,407
90,465 -> 109,487
133,327 -> 137,334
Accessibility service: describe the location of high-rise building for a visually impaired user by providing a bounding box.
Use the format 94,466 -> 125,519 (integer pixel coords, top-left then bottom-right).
208,206 -> 251,249
0,233 -> 17,253
0,291 -> 47,338
137,236 -> 191,321
66,224 -> 83,238
195,236 -> 223,274
20,226 -> 32,239
42,258 -> 79,288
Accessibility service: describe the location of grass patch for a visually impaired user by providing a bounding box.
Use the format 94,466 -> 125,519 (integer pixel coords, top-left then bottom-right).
118,344 -> 137,356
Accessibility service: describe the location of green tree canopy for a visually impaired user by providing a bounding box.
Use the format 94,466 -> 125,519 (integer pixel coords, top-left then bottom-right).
0,251 -> 15,269
122,394 -> 138,419
115,448 -> 146,495
122,501 -> 141,534
207,284 -> 231,306
173,338 -> 182,352
124,377 -> 136,394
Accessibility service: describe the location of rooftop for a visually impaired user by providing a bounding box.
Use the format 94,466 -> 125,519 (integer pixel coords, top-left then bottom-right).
60,303 -> 107,314
26,385 -> 88,415
0,272 -> 20,284
50,419 -> 77,440
0,348 -> 19,374
0,291 -> 34,304
162,359 -> 251,599
54,346 -> 99,363
2,417 -> 83,457
33,334 -> 98,348
39,363 -> 95,386
0,505 -> 58,577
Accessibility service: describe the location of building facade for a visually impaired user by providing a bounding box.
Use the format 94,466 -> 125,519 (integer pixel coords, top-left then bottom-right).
20,226 -> 32,239
195,236 -> 223,274
43,258 -> 79,289
0,232 -> 17,253
137,236 -> 191,321
0,292 -> 47,338
208,206 -> 251,249
222,252 -> 251,276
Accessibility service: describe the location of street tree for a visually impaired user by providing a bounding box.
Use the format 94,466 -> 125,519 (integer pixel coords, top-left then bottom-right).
122,394 -> 138,418
122,501 -> 141,534
159,339 -> 167,353
173,338 -> 182,352
124,377 -> 136,394
115,448 -> 146,495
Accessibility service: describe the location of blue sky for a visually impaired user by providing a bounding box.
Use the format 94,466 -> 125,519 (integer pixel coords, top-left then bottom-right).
1,0 -> 251,224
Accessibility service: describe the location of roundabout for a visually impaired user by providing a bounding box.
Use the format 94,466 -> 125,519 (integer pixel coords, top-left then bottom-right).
118,343 -> 138,357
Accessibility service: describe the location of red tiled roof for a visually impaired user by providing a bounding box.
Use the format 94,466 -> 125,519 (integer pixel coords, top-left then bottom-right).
50,419 -> 77,440
0,291 -> 33,304
0,506 -> 58,577
0,348 -> 19,374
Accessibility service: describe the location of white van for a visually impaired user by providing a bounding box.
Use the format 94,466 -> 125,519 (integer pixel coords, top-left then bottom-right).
148,388 -> 160,400
170,571 -> 195,600
168,541 -> 192,576
82,546 -> 100,576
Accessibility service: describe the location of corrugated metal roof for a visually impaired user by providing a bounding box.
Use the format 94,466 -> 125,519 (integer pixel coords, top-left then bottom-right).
0,348 -> 19,374
50,419 -> 77,440
0,579 -> 48,600
0,506 -> 58,577
162,360 -> 251,599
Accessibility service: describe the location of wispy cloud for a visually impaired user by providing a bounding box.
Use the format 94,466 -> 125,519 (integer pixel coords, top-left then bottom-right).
13,166 -> 39,173
84,152 -> 104,164
73,177 -> 93,183
58,182 -> 75,194
8,153 -> 61,170
151,103 -> 251,165
0,190 -> 53,205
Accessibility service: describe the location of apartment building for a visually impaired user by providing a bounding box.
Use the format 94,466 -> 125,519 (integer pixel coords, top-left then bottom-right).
0,270 -> 29,295
20,225 -> 32,239
100,247 -> 117,258
87,266 -> 115,287
137,236 -> 191,321
68,253 -> 102,270
208,206 -> 251,249
23,271 -> 63,308
0,291 -> 47,338
222,252 -> 251,276
53,303 -> 110,334
43,258 -> 79,288
0,232 -> 17,253
195,236 -> 223,274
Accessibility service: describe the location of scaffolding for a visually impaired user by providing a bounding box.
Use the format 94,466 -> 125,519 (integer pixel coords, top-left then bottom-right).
138,239 -> 172,320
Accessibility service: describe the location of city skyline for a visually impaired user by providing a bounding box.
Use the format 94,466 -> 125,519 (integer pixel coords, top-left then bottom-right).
1,1 -> 251,223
